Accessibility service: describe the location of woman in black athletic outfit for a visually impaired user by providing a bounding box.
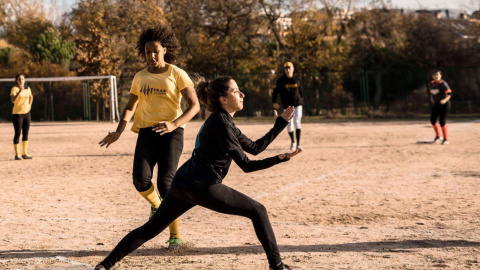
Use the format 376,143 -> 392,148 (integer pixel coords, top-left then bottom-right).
428,69 -> 452,144
94,76 -> 301,270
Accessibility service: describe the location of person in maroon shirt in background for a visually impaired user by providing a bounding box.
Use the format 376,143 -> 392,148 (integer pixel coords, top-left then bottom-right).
428,70 -> 452,145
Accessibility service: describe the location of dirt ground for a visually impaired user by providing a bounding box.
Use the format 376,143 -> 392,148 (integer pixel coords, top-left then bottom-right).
0,118 -> 479,270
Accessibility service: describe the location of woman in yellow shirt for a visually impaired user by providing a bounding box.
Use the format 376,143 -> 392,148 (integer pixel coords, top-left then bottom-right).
99,24 -> 200,249
10,74 -> 33,160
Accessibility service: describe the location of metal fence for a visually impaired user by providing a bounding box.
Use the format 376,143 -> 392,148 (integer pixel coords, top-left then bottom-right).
2,66 -> 479,121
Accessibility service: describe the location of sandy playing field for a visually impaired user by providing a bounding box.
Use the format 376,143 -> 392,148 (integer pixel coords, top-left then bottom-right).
1,118 -> 479,270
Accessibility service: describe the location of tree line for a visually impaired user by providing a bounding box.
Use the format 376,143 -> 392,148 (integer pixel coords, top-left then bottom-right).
1,0 -> 479,121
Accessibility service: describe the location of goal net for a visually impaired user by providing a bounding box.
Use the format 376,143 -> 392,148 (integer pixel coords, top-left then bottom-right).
0,75 -> 120,122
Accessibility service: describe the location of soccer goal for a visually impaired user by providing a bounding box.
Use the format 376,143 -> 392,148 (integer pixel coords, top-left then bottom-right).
0,75 -> 120,122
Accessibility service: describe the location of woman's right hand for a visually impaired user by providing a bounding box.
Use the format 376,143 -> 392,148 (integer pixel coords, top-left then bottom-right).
99,132 -> 120,148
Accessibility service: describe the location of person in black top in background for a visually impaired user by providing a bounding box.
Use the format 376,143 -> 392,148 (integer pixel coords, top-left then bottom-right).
428,70 -> 452,145
94,76 -> 301,270
272,62 -> 304,150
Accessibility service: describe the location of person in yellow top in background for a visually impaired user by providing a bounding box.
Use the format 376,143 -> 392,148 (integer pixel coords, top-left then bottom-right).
10,74 -> 33,160
99,24 -> 200,249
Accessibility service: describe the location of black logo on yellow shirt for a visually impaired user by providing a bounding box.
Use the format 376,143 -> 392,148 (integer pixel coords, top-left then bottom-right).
140,84 -> 167,96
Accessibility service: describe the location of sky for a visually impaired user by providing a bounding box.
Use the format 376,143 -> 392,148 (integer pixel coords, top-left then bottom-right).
56,0 -> 478,15
376,0 -> 477,12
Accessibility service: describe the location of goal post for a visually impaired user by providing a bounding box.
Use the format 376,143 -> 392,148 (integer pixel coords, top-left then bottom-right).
0,75 -> 120,122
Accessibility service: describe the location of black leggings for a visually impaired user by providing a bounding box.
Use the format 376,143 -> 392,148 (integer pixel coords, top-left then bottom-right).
132,127 -> 184,197
430,102 -> 450,127
99,183 -> 281,269
12,113 -> 31,144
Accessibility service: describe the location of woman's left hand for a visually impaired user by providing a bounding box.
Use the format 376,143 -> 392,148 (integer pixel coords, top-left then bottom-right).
278,149 -> 302,160
278,106 -> 295,121
440,99 -> 447,105
152,121 -> 177,135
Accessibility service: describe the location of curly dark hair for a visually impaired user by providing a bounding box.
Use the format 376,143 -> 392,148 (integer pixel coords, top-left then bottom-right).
136,24 -> 180,63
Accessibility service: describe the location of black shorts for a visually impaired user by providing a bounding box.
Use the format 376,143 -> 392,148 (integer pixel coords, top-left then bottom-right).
430,102 -> 450,127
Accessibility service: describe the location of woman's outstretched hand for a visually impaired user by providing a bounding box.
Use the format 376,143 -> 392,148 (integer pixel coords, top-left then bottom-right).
278,149 -> 302,160
274,106 -> 295,122
99,132 -> 120,148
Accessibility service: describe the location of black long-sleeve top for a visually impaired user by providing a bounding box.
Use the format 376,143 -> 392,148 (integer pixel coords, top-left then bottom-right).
272,75 -> 304,109
173,108 -> 289,189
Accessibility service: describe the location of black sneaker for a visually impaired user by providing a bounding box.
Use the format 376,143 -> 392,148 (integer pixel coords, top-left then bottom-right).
441,139 -> 450,145
22,155 -> 33,159
433,136 -> 443,143
15,156 -> 22,160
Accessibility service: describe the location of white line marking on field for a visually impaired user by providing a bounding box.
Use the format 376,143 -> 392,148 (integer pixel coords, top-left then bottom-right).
3,256 -> 89,270
0,217 -> 143,223
55,256 -> 87,266
254,168 -> 347,199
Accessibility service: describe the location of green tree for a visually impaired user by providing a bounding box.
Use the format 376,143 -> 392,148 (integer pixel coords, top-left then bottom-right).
30,31 -> 75,64
0,46 -> 13,63
347,9 -> 408,110
2,0 -> 53,52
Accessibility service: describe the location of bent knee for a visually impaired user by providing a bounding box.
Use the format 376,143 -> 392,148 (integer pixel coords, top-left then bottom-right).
251,202 -> 268,218
132,174 -> 152,192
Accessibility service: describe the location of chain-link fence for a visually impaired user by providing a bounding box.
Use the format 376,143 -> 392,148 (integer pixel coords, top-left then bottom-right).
2,66 -> 479,122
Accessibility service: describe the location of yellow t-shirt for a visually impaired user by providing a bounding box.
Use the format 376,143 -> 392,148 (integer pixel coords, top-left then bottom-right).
130,65 -> 194,133
10,86 -> 32,114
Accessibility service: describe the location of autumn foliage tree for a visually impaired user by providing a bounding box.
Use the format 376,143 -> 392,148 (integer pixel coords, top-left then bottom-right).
69,0 -> 170,119
74,21 -> 119,120
2,0 -> 479,120
0,0 -> 77,120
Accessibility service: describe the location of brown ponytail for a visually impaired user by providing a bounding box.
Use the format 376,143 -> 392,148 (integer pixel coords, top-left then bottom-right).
194,76 -> 233,112
195,79 -> 209,107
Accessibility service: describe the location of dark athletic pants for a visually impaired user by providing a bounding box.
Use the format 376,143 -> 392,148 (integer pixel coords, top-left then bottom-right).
12,113 -> 31,144
430,101 -> 450,127
99,183 -> 282,269
132,127 -> 184,197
